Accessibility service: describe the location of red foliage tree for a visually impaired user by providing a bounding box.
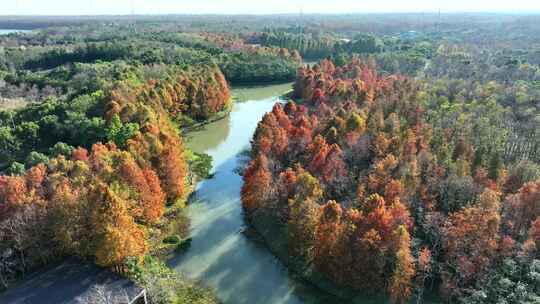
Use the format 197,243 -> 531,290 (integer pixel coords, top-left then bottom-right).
442,189 -> 501,296
313,200 -> 348,284
241,154 -> 273,214
72,147 -> 89,162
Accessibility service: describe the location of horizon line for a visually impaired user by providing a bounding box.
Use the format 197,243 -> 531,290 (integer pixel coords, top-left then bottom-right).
1,11 -> 540,17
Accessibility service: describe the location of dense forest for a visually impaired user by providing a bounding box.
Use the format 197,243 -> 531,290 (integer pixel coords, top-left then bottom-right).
243,57 -> 540,303
242,14 -> 540,304
0,13 -> 540,304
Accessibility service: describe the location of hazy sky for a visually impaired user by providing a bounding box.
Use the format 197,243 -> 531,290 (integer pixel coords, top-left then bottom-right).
1,0 -> 540,15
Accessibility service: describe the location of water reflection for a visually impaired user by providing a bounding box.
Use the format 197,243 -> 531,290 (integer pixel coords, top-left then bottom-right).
233,83 -> 293,102
184,82 -> 291,155
184,116 -> 231,153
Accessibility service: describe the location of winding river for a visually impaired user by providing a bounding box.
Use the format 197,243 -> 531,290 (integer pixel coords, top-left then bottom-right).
168,83 -> 346,304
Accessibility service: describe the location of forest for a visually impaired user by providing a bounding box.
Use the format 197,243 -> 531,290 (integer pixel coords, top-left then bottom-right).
0,12 -> 540,304
242,14 -> 540,304
0,21 -> 243,304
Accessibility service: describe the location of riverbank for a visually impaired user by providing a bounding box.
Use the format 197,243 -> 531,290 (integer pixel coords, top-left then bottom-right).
247,210 -> 389,304
181,97 -> 234,134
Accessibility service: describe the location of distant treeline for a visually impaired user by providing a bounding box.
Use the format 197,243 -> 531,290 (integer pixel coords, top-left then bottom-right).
253,31 -> 383,59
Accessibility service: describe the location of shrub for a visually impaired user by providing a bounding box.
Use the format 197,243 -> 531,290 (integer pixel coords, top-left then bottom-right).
163,235 -> 182,245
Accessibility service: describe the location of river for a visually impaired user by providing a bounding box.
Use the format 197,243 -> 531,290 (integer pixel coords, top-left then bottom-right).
168,83 -> 347,304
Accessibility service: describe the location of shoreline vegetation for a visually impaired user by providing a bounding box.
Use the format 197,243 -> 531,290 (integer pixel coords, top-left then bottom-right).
246,210 -> 365,300
181,98 -> 234,134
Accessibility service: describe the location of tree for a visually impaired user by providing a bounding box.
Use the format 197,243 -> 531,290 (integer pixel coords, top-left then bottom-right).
241,154 -> 273,214
76,284 -> 129,304
367,155 -> 399,195
72,147 -> 89,162
119,154 -> 165,224
25,151 -> 49,167
416,247 -> 433,304
49,142 -> 75,157
503,180 -> 540,238
6,162 -> 25,176
189,152 -> 213,179
49,174 -> 89,254
1,176 -> 27,207
503,161 -> 540,194
288,196 -> 320,262
287,169 -> 323,261
141,168 -> 166,223
389,225 -> 415,304
488,152 -> 503,181
521,216 -> 540,260
240,57 -> 540,301
93,184 -> 148,267
106,114 -> 139,149
313,200 -> 352,285
159,143 -> 187,201
442,189 -> 501,296
0,126 -> 21,164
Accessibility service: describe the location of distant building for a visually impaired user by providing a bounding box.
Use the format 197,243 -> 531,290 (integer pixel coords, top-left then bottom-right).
0,258 -> 147,304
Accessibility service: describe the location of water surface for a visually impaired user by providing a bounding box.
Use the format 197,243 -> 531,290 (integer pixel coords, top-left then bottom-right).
170,83 -> 337,304
0,29 -> 31,35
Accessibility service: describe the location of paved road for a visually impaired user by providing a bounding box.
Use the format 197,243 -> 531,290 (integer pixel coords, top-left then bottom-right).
0,257 -> 142,304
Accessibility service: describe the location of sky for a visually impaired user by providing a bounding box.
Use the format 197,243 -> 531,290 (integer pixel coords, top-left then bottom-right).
1,0 -> 540,15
